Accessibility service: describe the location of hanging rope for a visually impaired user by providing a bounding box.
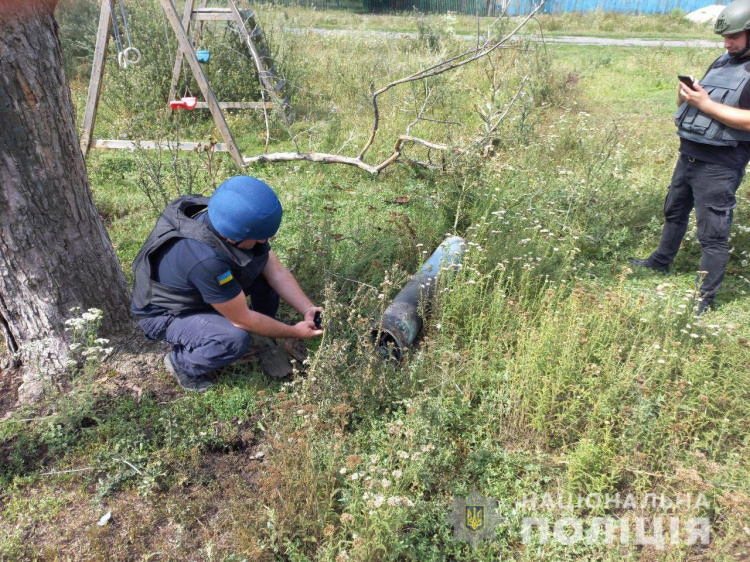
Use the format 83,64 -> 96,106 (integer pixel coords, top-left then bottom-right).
109,0 -> 141,69
108,0 -> 124,55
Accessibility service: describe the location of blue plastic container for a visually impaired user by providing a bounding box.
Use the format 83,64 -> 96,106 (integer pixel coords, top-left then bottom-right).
196,50 -> 210,63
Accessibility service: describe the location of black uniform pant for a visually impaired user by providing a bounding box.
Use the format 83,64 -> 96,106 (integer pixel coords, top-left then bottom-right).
649,154 -> 744,302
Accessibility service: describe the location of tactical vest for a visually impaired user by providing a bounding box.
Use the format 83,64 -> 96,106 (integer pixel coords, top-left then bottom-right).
674,54 -> 750,147
132,195 -> 269,316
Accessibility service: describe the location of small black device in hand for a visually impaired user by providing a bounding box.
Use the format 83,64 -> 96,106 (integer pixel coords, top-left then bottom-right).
314,311 -> 322,330
678,75 -> 696,90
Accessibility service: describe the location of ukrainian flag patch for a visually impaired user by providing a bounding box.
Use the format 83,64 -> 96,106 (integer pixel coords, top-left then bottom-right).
216,270 -> 234,286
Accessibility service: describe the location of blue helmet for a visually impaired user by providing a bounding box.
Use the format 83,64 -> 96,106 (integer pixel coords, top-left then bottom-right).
208,176 -> 283,241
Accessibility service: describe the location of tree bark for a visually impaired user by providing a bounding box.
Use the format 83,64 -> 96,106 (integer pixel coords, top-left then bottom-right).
0,0 -> 133,402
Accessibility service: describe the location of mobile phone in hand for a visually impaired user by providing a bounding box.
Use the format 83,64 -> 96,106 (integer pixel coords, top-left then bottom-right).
678,75 -> 696,90
313,311 -> 322,330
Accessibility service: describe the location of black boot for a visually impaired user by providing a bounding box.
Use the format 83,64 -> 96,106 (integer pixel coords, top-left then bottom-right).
629,258 -> 669,273
696,298 -> 714,316
164,353 -> 214,392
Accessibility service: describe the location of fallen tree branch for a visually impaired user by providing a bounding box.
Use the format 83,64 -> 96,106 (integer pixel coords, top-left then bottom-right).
357,1 -> 545,162
245,134 -> 451,175
471,75 -> 529,150
113,457 -> 143,475
241,1 -> 545,175
246,151 -> 381,173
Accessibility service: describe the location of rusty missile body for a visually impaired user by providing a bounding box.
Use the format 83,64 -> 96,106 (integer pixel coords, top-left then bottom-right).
372,236 -> 466,361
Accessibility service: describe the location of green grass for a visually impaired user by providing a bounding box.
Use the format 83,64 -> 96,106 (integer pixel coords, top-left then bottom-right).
2,4 -> 750,560
259,6 -> 720,41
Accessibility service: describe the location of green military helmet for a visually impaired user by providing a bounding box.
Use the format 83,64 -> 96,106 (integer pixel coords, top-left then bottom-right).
715,0 -> 750,35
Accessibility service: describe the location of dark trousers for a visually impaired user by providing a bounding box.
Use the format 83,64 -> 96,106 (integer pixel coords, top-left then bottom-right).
649,154 -> 744,302
139,276 -> 280,377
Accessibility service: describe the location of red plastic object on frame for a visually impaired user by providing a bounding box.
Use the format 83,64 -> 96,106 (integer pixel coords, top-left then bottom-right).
169,97 -> 197,110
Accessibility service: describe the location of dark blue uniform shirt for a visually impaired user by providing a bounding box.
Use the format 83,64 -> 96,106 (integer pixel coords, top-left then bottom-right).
131,212 -> 270,317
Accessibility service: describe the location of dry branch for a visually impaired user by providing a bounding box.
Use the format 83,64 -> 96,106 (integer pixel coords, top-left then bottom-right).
356,1 -> 545,161
244,1 -> 545,174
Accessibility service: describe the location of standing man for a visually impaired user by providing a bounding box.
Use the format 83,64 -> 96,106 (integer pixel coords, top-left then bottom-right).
131,175 -> 323,391
631,0 -> 750,313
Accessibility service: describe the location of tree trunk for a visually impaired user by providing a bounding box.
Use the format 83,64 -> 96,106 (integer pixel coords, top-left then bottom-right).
0,0 -> 133,402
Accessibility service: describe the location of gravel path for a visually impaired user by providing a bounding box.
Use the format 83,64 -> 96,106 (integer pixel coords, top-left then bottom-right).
537,35 -> 721,48
301,27 -> 722,49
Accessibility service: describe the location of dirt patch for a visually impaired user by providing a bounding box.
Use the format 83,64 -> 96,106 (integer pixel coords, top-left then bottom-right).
0,446 -> 267,560
101,331 -> 181,402
0,328 -> 172,420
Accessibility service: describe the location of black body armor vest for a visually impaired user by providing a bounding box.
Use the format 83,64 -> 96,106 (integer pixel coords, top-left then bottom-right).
132,195 -> 269,315
674,54 -> 750,147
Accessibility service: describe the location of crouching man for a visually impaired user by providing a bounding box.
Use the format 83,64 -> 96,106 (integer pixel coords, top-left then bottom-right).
131,175 -> 323,391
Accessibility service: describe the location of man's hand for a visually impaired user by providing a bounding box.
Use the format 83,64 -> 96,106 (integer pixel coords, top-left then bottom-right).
213,292 -> 322,339
291,319 -> 323,339
677,80 -> 750,132
679,80 -> 710,110
303,305 -> 324,325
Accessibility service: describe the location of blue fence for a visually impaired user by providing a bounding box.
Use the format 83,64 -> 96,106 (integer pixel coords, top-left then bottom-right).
503,0 -> 728,15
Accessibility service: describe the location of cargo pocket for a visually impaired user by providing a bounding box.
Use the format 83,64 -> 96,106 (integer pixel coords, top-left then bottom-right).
696,164 -> 741,210
698,206 -> 733,243
687,111 -> 712,135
